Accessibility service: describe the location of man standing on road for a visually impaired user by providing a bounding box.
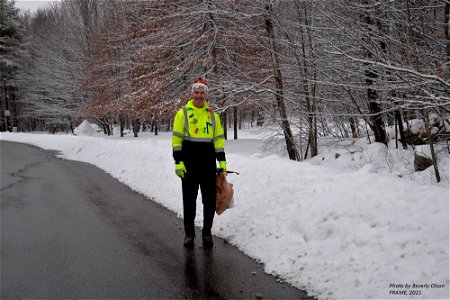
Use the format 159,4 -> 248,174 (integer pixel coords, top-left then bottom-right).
172,77 -> 227,249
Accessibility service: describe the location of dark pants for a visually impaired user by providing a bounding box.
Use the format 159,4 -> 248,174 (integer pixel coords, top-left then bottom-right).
181,166 -> 216,237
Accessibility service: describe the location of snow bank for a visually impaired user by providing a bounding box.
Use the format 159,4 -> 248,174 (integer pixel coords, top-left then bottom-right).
73,120 -> 97,136
1,132 -> 448,300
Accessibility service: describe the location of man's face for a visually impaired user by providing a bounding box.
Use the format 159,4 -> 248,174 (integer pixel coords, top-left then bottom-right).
192,88 -> 207,108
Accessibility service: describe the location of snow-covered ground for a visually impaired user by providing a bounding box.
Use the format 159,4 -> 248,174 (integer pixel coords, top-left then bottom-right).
1,123 -> 449,300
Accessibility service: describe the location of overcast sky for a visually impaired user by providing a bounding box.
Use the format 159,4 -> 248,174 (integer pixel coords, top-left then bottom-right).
15,0 -> 59,14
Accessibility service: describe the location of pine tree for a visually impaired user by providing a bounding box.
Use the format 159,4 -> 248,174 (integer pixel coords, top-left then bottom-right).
0,0 -> 24,131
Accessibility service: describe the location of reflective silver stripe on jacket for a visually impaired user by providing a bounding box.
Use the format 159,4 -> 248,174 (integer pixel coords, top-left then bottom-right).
173,132 -> 183,138
182,107 -> 190,138
215,148 -> 224,153
211,111 -> 216,133
184,137 -> 213,142
213,134 -> 224,142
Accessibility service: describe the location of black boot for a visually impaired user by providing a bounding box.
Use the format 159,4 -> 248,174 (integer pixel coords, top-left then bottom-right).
184,235 -> 195,248
202,235 -> 213,249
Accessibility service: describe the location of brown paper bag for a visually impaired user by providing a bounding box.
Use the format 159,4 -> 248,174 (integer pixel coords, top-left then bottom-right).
215,172 -> 234,215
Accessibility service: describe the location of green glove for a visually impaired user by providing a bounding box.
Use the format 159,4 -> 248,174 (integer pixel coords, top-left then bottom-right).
219,161 -> 227,172
175,161 -> 187,178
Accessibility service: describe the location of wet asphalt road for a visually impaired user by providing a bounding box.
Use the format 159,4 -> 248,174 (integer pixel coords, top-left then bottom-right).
1,141 -> 313,299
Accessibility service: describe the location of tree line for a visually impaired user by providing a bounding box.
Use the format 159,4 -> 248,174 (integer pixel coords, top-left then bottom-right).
1,0 -> 449,162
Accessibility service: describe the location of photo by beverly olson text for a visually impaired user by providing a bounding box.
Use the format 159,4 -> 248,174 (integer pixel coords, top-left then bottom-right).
388,282 -> 448,298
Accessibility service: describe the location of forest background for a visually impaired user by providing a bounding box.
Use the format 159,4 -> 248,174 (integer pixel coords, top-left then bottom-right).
1,0 -> 450,183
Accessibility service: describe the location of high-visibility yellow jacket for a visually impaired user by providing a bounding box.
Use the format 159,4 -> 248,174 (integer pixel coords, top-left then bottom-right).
172,100 -> 226,165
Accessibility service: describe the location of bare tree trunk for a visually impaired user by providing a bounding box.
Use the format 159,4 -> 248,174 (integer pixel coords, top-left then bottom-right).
99,117 -> 110,135
132,118 -> 139,138
10,87 -> 18,131
445,2 -> 450,57
0,80 -> 5,132
405,0 -> 415,42
265,3 -> 299,161
424,110 -> 441,183
304,139 -> 310,160
367,81 -> 387,145
239,109 -> 243,130
256,111 -> 264,127
101,122 -> 107,135
233,106 -> 238,140
395,108 -> 407,149
303,69 -> 317,157
119,116 -> 125,137
349,117 -> 358,138
362,5 -> 387,145
68,116 -> 75,135
300,2 -> 317,158
3,82 -> 11,132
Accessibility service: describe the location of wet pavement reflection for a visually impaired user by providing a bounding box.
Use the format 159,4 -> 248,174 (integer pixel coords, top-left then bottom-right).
181,236 -> 313,300
184,249 -> 225,299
